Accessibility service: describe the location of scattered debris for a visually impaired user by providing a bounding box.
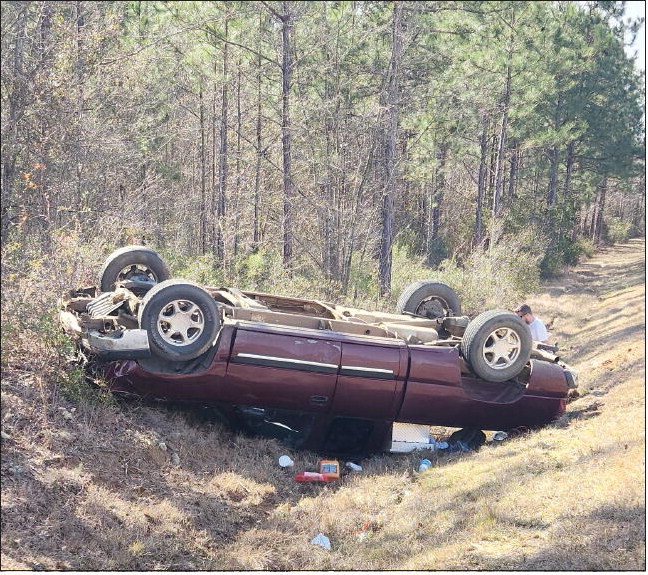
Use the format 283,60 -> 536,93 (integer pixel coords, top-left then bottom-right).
59,407 -> 75,421
506,426 -> 530,438
295,460 -> 340,483
278,455 -> 294,468
345,462 -> 362,472
319,460 -> 341,480
492,431 -> 508,441
418,458 -> 432,472
390,422 -> 436,453
446,428 -> 486,451
158,442 -> 168,451
311,533 -> 331,550
355,520 -> 379,541
295,471 -> 328,483
170,452 -> 180,466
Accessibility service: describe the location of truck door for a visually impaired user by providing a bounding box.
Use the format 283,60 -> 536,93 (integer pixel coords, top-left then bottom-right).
329,340 -> 408,420
224,323 -> 341,413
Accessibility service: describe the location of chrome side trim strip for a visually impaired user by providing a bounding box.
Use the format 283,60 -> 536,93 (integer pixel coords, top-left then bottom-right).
233,353 -> 338,374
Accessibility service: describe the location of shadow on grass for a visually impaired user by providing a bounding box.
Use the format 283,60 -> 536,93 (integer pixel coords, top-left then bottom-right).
515,503 -> 647,570
394,434 -> 645,571
0,398 -> 303,570
544,245 -> 645,300
560,291 -> 645,364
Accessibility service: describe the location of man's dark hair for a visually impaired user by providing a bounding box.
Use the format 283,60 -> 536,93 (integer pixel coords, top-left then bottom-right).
515,304 -> 532,315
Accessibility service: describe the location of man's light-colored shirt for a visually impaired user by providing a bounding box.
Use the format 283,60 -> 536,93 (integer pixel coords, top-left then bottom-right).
528,318 -> 549,342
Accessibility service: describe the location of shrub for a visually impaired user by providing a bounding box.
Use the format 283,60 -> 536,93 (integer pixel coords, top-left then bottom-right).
239,251 -> 273,289
391,226 -> 547,316
440,238 -> 544,315
577,238 -> 596,258
172,253 -> 224,286
605,216 -> 632,244
1,226 -> 136,416
540,234 -> 593,277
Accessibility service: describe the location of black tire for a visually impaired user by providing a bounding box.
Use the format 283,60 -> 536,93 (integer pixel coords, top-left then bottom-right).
396,281 -> 461,318
460,309 -> 531,383
100,245 -> 171,293
139,279 -> 221,361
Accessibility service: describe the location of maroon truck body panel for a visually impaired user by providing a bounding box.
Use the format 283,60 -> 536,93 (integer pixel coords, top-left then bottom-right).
226,324 -> 341,412
106,320 -> 570,455
62,248 -> 576,457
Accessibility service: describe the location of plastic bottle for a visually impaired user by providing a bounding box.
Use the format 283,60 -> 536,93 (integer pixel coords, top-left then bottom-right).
418,458 -> 432,472
278,455 -> 294,467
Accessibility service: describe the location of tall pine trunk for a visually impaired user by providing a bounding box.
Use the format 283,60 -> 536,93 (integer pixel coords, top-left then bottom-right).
473,115 -> 490,248
591,177 -> 608,244
252,15 -> 264,253
426,140 -> 448,265
215,17 -> 229,265
199,83 -> 207,254
323,85 -> 341,289
547,146 -> 560,206
379,1 -> 404,296
280,1 -> 295,271
492,62 -> 511,218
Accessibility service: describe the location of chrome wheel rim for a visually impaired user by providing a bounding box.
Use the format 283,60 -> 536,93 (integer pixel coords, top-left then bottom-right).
156,299 -> 205,346
482,327 -> 522,370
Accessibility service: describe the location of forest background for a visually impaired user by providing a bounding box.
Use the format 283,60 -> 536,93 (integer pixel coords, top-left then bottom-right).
1,0 -> 645,311
0,2 -> 645,569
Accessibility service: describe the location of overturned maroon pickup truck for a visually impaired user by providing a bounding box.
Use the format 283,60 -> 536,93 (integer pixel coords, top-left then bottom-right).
59,246 -> 578,456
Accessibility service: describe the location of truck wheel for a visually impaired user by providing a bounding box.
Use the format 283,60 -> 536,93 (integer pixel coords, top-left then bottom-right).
100,245 -> 171,293
397,281 -> 461,318
460,310 -> 531,382
139,279 -> 221,361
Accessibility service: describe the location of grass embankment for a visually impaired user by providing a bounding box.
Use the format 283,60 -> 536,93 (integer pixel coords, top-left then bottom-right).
1,239 -> 645,570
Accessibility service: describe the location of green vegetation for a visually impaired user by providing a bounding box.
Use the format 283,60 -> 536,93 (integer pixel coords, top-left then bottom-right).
1,1 -> 644,297
0,1 -> 645,569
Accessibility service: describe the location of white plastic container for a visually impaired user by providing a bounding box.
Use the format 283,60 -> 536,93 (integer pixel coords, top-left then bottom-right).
278,455 -> 294,468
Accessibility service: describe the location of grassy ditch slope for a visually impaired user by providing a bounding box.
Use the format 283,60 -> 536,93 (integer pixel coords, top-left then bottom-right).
1,239 -> 645,571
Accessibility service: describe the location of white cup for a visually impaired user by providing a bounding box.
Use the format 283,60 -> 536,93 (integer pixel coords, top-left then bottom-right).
278,455 -> 294,468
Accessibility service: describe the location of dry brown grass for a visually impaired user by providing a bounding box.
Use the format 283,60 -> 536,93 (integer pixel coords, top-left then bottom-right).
1,238 -> 645,570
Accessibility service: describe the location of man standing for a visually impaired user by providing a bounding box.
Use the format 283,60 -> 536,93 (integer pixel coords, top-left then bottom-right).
515,304 -> 549,343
